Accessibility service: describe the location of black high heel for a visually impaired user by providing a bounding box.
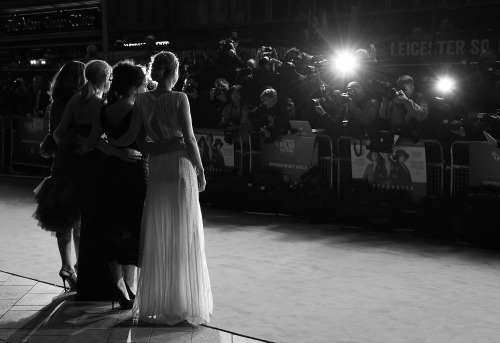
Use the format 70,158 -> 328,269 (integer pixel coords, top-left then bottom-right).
59,269 -> 77,292
124,282 -> 135,300
112,285 -> 134,310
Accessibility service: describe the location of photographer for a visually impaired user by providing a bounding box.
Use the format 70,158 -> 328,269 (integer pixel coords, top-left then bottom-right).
252,46 -> 280,91
214,38 -> 245,85
182,74 -> 214,129
209,78 -> 230,127
248,88 -> 291,144
342,81 -> 380,135
379,75 -> 429,140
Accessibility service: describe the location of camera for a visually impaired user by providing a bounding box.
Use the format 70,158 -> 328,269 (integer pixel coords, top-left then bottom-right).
259,46 -> 278,66
184,84 -> 196,94
370,80 -> 399,99
332,90 -> 351,104
214,86 -> 226,98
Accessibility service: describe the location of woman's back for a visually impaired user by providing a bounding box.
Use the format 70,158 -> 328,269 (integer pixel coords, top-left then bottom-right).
134,91 -> 184,143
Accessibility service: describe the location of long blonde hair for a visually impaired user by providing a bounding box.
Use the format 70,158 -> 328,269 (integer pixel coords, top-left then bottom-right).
79,59 -> 111,102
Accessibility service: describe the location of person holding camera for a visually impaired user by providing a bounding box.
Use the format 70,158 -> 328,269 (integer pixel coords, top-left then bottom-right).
218,84 -> 253,145
208,78 -> 230,127
378,75 -> 429,140
214,38 -> 244,85
248,88 -> 290,144
182,74 -> 213,129
342,81 -> 380,135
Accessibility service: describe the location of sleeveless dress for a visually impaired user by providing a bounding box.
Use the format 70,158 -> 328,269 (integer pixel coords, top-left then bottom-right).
101,108 -> 148,266
132,91 -> 213,325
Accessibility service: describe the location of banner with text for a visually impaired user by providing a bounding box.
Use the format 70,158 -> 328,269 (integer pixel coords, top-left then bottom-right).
260,135 -> 318,181
469,141 -> 500,189
351,141 -> 427,201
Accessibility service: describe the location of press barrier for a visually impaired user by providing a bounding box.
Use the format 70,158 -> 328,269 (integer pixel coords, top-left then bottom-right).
10,115 -> 51,172
336,136 -> 445,203
248,131 -> 335,189
450,141 -> 470,197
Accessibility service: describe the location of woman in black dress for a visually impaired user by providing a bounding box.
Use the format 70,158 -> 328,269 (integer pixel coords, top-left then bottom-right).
33,61 -> 85,291
100,61 -> 149,309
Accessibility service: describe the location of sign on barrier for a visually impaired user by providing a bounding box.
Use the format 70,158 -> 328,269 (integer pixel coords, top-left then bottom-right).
194,129 -> 234,171
260,134 -> 318,181
469,141 -> 500,189
350,141 -> 427,201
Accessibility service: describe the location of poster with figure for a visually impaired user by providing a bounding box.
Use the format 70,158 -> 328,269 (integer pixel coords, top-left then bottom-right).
469,142 -> 500,188
195,130 -> 234,172
351,141 -> 427,201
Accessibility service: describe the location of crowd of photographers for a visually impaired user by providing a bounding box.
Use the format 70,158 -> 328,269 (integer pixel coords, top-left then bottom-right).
1,38 -> 500,164
173,38 -> 500,160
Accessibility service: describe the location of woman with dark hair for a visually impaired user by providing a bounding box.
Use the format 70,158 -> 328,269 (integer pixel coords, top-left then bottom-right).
101,60 -> 183,309
33,61 -> 85,291
110,51 -> 213,325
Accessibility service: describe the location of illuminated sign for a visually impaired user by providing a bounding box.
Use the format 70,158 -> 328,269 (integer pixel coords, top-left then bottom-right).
0,7 -> 101,35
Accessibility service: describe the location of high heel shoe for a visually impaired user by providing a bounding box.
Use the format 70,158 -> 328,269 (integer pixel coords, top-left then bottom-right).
59,269 -> 77,292
124,282 -> 135,300
112,285 -> 134,310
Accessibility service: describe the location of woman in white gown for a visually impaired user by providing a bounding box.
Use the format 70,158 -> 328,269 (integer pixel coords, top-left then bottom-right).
110,51 -> 212,325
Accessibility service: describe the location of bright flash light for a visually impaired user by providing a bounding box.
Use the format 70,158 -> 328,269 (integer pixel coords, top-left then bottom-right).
332,51 -> 358,74
436,77 -> 455,93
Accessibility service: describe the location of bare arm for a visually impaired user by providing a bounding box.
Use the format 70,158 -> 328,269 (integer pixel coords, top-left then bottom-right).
178,92 -> 206,191
53,96 -> 76,145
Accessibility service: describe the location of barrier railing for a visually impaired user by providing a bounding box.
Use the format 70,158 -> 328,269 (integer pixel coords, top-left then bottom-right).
336,136 -> 445,202
450,140 -> 470,197
0,116 -> 4,170
10,116 -> 51,172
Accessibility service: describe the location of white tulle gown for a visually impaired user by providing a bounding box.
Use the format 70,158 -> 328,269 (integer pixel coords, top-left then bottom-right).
132,91 -> 213,325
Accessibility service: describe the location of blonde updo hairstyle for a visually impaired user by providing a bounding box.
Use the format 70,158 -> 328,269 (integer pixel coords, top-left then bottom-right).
80,59 -> 112,102
148,51 -> 179,88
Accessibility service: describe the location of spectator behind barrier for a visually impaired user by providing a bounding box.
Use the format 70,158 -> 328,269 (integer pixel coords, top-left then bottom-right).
463,48 -> 500,114
209,78 -> 230,114
379,75 -> 429,141
218,84 -> 253,145
248,88 -> 291,144
342,81 -> 380,135
182,74 -> 213,129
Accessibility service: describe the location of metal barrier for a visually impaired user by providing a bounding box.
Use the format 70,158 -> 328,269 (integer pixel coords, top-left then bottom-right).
317,134 -> 334,189
336,136 -> 445,202
0,116 -> 4,169
10,116 -> 51,172
450,140 -> 470,197
193,128 -> 243,177
248,131 -> 334,189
